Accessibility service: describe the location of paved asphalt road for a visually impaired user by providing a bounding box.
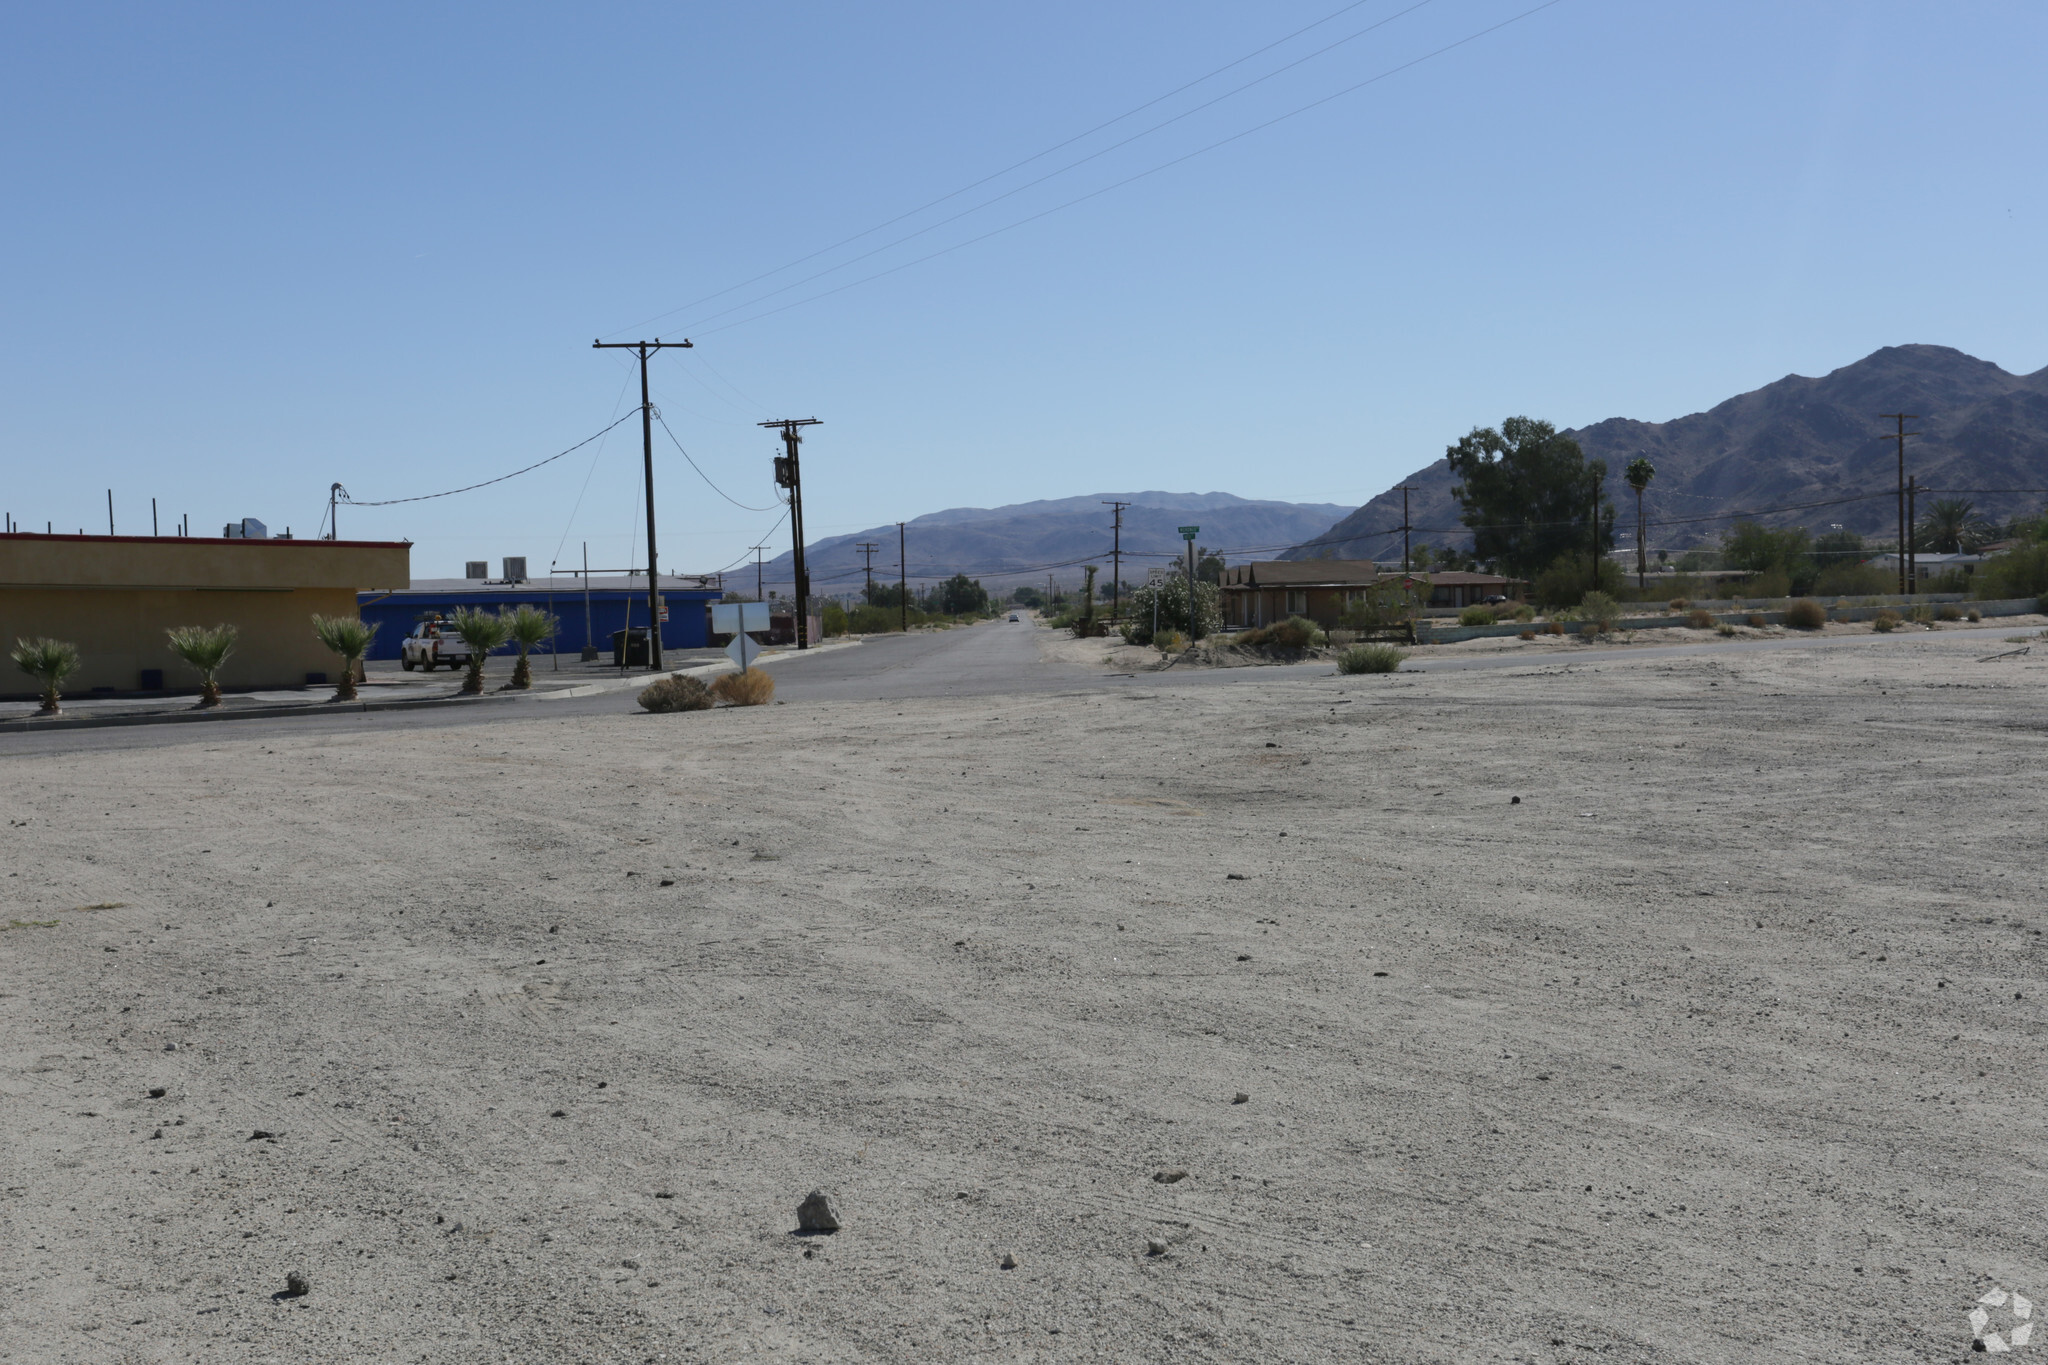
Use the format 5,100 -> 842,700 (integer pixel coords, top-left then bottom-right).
2,616 -> 2032,758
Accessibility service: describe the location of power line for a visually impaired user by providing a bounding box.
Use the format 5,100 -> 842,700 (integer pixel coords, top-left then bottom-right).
652,409 -> 778,511
672,0 -> 1443,337
341,410 -> 641,507
604,0 -> 1410,340
689,0 -> 1570,339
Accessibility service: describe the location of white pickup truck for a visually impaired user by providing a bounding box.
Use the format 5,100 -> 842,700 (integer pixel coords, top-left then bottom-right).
399,618 -> 474,672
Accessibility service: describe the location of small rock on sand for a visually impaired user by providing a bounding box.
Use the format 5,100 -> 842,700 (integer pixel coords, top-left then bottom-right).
283,1271 -> 310,1297
1153,1170 -> 1189,1184
999,1253 -> 1018,1270
796,1190 -> 841,1233
1232,1093 -> 1249,1105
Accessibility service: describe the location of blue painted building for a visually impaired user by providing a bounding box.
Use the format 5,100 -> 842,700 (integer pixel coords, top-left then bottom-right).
355,577 -> 724,660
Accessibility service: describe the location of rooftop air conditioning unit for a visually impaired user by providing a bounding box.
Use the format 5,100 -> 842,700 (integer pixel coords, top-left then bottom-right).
501,556 -> 527,582
465,561 -> 488,579
223,518 -> 269,539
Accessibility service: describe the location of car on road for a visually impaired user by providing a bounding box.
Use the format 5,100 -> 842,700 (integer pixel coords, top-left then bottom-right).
1009,613 -> 1020,622
400,618 -> 475,672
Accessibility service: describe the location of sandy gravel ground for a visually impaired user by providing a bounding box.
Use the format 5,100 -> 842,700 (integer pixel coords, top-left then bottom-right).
4,630 -> 2046,1362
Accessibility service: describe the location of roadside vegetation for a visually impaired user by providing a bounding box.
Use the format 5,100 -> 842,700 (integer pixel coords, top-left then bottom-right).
504,605 -> 557,689
1338,643 -> 1405,674
449,608 -> 511,695
165,624 -> 237,707
638,674 -> 713,713
310,615 -> 378,701
10,637 -> 79,715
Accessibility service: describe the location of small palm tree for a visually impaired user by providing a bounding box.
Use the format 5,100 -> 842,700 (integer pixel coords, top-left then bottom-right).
450,607 -> 512,695
11,637 -> 80,715
1917,497 -> 1991,554
1624,456 -> 1655,589
165,624 -> 238,707
502,605 -> 557,689
311,614 -> 379,702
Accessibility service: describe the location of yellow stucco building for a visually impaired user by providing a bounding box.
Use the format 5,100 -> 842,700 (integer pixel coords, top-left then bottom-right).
1,534 -> 410,696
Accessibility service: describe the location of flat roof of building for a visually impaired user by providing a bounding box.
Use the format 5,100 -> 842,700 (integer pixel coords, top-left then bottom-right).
0,532 -> 410,549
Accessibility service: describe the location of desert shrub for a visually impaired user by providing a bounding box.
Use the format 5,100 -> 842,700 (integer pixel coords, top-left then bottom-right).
1512,604 -> 1535,622
1967,608 -> 1982,622
1544,621 -> 1564,636
1908,604 -> 1934,624
1687,609 -> 1715,630
1936,603 -> 1962,622
1872,610 -> 1901,633
1070,616 -> 1109,638
1783,598 -> 1826,630
1668,598 -> 1690,611
1976,544 -> 2048,601
1457,605 -> 1496,627
1518,629 -> 1535,641
1715,622 -> 1737,637
1578,622 -> 1599,641
1814,562 -> 1893,598
638,674 -> 713,713
1242,616 -> 1326,651
1533,553 -> 1624,610
1155,630 -> 1187,654
1337,643 -> 1404,674
1123,575 -> 1220,642
1745,613 -> 1766,628
1579,591 -> 1622,631
710,668 -> 776,706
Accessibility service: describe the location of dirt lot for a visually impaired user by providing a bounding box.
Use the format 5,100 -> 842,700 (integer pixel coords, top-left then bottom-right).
3,630 -> 2045,1362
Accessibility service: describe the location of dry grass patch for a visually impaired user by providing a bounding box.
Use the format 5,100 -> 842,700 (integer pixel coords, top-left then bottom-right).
710,668 -> 776,706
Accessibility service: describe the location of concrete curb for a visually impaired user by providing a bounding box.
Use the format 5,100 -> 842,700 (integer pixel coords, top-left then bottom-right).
0,688 -> 518,735
0,638 -> 870,732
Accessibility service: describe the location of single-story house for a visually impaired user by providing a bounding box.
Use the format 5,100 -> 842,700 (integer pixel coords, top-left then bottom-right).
1218,561 -> 1522,628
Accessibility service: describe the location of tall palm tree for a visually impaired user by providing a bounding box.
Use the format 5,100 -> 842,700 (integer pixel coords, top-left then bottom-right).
1624,456 -> 1656,590
1917,498 -> 1991,554
165,624 -> 238,708
503,605 -> 557,689
10,637 -> 80,715
449,607 -> 511,695
311,614 -> 379,702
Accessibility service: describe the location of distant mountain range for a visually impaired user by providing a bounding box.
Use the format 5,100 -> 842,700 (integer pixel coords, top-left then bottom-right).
1284,345 -> 2048,561
731,492 -> 1349,595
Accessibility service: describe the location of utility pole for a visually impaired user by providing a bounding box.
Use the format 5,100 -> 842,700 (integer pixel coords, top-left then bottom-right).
855,541 -> 880,604
593,336 -> 693,670
329,483 -> 344,540
761,418 -> 822,649
1395,485 -> 1419,572
897,522 -> 908,632
1907,474 -> 1918,595
1880,413 -> 1920,595
152,498 -> 158,537
107,490 -> 114,536
751,543 -> 769,601
1102,501 -> 1129,621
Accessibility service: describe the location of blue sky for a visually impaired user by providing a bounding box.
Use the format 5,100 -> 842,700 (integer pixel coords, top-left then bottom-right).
3,2 -> 2043,578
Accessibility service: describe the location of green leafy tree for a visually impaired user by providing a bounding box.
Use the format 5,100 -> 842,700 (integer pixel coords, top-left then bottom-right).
1721,522 -> 1814,593
1812,527 -> 1864,563
165,623 -> 238,707
10,637 -> 80,715
310,614 -> 378,702
1446,417 -> 1613,579
503,605 -> 557,689
1118,575 -> 1220,644
936,573 -> 989,615
1195,549 -> 1224,584
449,607 -> 512,695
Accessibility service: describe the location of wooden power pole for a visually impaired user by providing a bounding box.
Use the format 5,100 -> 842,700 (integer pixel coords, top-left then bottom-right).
761,418 -> 822,649
1102,501 -> 1129,621
1880,412 -> 1920,595
1395,485 -> 1420,572
855,541 -> 880,604
593,336 -> 692,669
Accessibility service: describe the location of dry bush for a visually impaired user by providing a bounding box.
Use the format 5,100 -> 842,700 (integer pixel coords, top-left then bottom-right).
1967,608 -> 1983,622
710,668 -> 776,706
1668,598 -> 1690,611
1518,629 -> 1536,641
1337,643 -> 1404,674
1544,621 -> 1564,636
1745,613 -> 1766,628
1873,610 -> 1901,633
638,674 -> 713,713
1908,604 -> 1934,624
1715,622 -> 1737,637
1242,616 -> 1326,651
1784,599 -> 1826,630
1579,622 -> 1599,641
1937,603 -> 1963,622
1687,609 -> 1715,629
1457,605 -> 1496,627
